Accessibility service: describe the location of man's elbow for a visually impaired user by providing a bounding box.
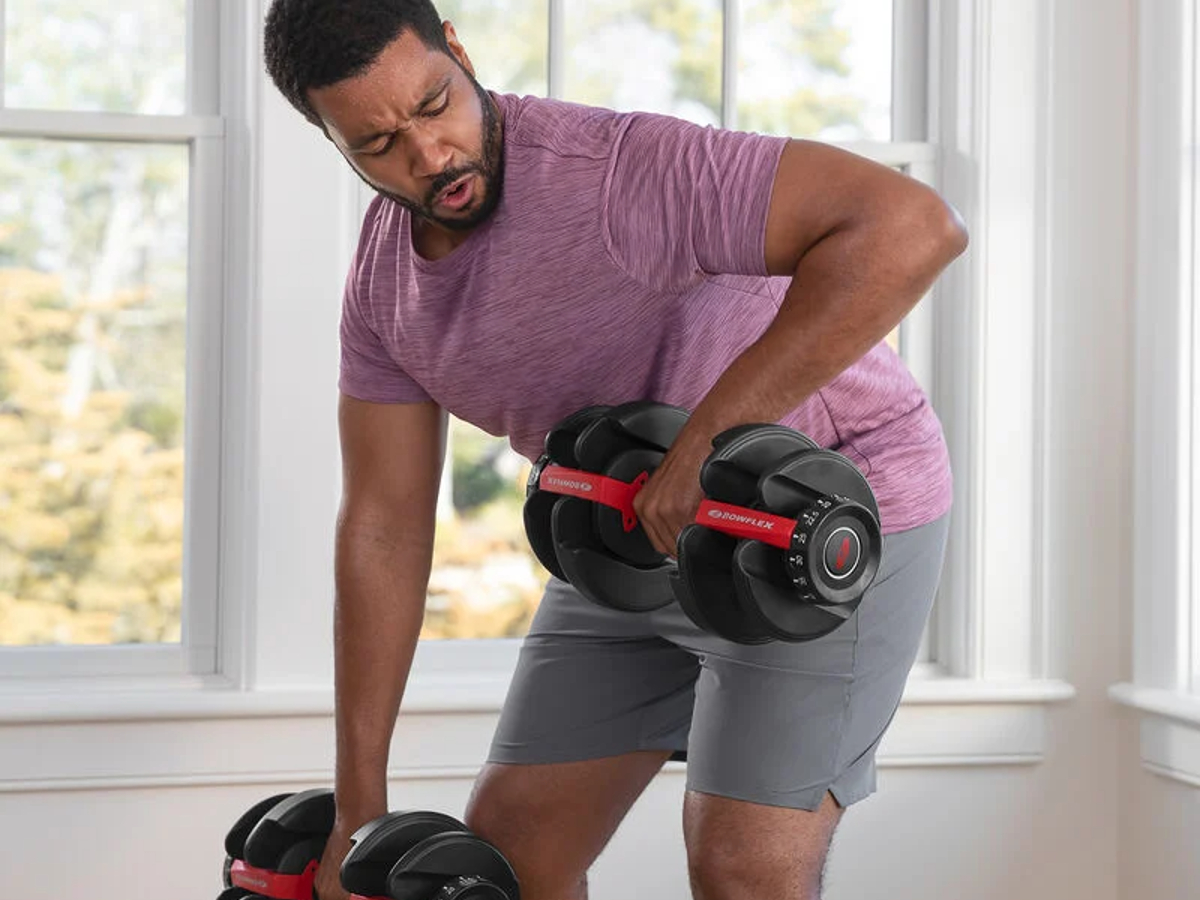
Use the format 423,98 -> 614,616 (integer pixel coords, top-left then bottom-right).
920,193 -> 969,266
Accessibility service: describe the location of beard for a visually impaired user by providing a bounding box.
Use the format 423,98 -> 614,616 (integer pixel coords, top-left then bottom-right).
361,67 -> 504,232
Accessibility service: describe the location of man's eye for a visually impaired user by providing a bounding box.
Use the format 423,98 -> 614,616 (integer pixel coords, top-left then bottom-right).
367,137 -> 394,156
425,95 -> 450,117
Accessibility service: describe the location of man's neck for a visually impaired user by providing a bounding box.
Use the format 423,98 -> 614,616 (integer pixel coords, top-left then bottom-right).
412,217 -> 473,260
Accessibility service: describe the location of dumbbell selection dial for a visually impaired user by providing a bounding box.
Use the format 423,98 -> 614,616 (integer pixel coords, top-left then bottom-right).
758,450 -> 881,608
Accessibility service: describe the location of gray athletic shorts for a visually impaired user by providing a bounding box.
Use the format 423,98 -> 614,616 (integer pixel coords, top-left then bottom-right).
487,512 -> 951,811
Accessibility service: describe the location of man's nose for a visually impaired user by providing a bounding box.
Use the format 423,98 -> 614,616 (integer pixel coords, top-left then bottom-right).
408,127 -> 453,181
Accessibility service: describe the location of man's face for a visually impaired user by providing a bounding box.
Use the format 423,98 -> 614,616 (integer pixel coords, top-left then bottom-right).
308,23 -> 502,232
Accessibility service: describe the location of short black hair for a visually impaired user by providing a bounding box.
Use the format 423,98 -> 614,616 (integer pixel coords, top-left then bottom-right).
264,0 -> 451,128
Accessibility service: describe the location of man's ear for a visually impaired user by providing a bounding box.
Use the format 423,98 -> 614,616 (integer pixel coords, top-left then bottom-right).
443,21 -> 476,78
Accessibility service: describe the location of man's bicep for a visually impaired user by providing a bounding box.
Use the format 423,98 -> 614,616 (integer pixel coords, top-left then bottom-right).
604,114 -> 789,289
761,139 -> 948,276
337,395 -> 447,530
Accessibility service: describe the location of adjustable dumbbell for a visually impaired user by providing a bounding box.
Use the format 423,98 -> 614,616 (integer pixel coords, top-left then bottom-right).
525,406 -> 882,642
670,423 -> 881,643
523,400 -> 690,612
340,810 -> 520,900
219,788 -> 335,900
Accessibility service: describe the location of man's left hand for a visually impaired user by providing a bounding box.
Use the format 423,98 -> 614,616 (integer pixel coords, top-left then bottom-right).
631,431 -> 715,559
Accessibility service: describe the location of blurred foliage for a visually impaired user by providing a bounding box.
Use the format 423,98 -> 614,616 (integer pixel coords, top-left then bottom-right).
0,269 -> 183,645
4,0 -> 187,114
425,430 -> 548,640
436,0 -> 549,97
452,451 -> 507,511
441,0 -> 871,138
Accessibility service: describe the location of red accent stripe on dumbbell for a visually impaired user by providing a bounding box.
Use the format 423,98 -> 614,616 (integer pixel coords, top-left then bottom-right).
230,858 -> 318,899
695,500 -> 796,549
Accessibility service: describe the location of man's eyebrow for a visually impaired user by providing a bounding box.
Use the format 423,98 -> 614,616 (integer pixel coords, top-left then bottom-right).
347,76 -> 453,151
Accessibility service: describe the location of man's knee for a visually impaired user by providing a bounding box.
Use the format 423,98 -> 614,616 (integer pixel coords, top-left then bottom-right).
689,851 -> 826,900
684,790 -> 842,900
464,801 -> 589,900
464,774 -> 583,899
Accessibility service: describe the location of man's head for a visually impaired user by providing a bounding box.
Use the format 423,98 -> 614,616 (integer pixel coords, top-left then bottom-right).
264,0 -> 503,232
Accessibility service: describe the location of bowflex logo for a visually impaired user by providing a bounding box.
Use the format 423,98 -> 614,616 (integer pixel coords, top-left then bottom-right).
238,876 -> 269,890
708,508 -> 775,530
547,476 -> 593,493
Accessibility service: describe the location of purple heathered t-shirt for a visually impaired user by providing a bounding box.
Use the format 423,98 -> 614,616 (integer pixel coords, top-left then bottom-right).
339,92 -> 952,534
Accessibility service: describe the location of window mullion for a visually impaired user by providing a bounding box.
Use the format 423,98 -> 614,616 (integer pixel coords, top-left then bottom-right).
893,0 -> 929,141
181,134 -> 224,676
0,0 -> 7,108
547,0 -> 564,100
186,0 -> 221,116
721,0 -> 738,129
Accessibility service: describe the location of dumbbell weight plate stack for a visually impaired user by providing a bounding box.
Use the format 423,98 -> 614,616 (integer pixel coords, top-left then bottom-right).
672,424 -> 882,644
523,405 -> 612,582
670,425 -> 818,644
222,792 -> 294,891
731,446 -> 881,640
219,788 -> 335,899
340,810 -> 519,900
525,400 -> 690,612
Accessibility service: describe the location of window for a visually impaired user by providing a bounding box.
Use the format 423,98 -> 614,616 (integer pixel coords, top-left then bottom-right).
406,0 -> 939,649
0,0 -> 1071,766
1108,0 -> 1200,786
0,1 -> 224,678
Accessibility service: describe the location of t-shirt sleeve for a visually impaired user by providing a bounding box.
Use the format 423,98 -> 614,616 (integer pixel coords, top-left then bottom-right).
601,113 -> 790,293
338,250 -> 432,405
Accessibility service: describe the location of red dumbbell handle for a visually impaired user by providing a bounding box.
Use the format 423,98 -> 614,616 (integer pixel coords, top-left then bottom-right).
537,465 -> 796,548
537,464 -> 648,532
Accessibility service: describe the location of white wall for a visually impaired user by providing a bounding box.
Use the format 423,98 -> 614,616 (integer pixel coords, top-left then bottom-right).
0,1 -> 1167,899
1121,763 -> 1200,897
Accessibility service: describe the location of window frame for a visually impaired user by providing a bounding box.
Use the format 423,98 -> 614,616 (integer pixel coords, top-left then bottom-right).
1108,0 -> 1200,788
0,0 -> 232,683
0,0 -> 1079,744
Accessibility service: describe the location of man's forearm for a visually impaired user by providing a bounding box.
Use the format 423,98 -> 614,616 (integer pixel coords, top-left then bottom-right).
331,515 -> 434,816
684,200 -> 968,447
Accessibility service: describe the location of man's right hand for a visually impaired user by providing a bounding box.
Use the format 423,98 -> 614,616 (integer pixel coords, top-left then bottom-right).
315,814 -> 371,900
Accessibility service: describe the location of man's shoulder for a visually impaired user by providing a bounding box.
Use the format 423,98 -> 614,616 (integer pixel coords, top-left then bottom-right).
497,92 -> 631,162
348,193 -> 400,283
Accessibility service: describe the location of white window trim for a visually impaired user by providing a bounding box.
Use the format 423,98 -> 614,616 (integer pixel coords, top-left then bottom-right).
0,0 -> 1075,789
0,0 -> 227,682
1108,0 -> 1200,789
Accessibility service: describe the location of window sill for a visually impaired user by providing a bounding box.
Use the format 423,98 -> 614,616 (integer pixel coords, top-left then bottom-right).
0,669 -> 1076,725
0,673 -> 1076,793
1109,682 -> 1200,788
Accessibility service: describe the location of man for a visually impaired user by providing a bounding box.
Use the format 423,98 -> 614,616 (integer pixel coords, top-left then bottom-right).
263,2 -> 967,898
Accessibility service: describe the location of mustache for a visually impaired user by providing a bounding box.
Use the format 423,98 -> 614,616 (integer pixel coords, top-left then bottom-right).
428,165 -> 482,205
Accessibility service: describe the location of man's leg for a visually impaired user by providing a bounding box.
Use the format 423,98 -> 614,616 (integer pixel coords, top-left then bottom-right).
464,750 -> 674,900
684,790 -> 844,900
472,577 -> 700,899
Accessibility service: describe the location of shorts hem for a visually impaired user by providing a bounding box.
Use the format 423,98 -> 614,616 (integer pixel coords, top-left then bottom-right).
684,768 -> 877,813
486,738 -> 686,767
